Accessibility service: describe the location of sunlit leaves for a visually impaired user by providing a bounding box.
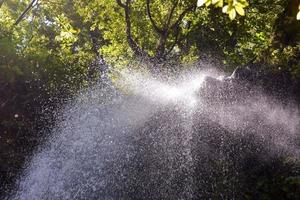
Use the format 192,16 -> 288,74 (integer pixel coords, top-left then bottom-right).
0,5 -> 15,33
197,0 -> 248,20
197,0 -> 206,7
54,14 -> 79,49
1,0 -> 298,81
214,0 -> 224,7
222,5 -> 236,20
235,5 -> 245,16
198,0 -> 222,7
0,0 -> 98,95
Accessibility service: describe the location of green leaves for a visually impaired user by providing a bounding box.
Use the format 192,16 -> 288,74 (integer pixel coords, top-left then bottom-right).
235,4 -> 245,16
197,0 -> 206,7
222,5 -> 235,20
1,0 -> 298,82
197,0 -> 298,25
54,14 -> 79,50
198,0 -> 223,7
197,0 -> 248,20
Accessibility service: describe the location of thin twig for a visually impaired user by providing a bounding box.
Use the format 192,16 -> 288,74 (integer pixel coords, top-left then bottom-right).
146,0 -> 163,35
115,0 -> 149,58
15,0 -> 37,25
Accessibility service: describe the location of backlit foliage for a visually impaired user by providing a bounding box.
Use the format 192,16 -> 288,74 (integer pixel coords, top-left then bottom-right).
197,0 -> 249,20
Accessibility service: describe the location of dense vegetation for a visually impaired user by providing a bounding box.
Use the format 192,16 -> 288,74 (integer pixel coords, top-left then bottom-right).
0,0 -> 300,199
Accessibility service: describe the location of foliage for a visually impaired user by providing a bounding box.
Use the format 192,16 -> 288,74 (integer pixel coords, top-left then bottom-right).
197,0 -> 249,20
0,0 -> 106,96
0,1 -> 299,72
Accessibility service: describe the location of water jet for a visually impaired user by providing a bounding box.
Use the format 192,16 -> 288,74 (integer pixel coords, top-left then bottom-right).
9,67 -> 300,200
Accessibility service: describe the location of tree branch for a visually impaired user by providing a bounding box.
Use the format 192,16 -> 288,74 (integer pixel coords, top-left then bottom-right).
15,0 -> 37,25
165,0 -> 178,31
116,0 -> 149,58
170,5 -> 195,30
146,0 -> 164,35
165,26 -> 180,57
161,4 -> 195,58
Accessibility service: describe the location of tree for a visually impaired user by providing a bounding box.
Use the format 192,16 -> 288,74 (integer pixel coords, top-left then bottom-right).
115,0 -> 196,62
